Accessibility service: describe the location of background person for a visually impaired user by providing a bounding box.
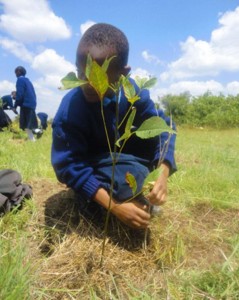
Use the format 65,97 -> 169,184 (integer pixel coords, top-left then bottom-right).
32,112 -> 48,139
37,112 -> 48,130
14,66 -> 38,141
1,92 -> 17,113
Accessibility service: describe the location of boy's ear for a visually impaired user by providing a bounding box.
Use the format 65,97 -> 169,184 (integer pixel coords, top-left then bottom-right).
122,65 -> 131,76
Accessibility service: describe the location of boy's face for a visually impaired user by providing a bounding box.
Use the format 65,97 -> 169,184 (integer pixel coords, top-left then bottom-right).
15,70 -> 21,78
11,91 -> 16,99
77,45 -> 130,102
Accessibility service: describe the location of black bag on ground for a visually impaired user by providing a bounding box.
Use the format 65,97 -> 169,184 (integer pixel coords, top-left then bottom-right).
0,107 -> 11,130
0,169 -> 33,215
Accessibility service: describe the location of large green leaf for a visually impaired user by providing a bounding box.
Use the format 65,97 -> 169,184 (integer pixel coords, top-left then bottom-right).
60,72 -> 87,90
88,61 -> 109,100
135,116 -> 176,139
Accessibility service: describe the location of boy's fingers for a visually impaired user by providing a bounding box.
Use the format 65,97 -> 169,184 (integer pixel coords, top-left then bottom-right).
130,218 -> 149,229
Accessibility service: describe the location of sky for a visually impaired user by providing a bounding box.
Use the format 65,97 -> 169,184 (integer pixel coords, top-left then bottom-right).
1,0 -> 239,119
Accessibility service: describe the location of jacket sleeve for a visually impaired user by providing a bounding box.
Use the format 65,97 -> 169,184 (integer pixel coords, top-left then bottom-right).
51,123 -> 104,199
14,78 -> 24,108
156,109 -> 177,175
51,95 -> 103,199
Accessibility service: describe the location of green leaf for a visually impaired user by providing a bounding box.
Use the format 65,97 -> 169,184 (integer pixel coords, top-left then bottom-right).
142,77 -> 157,89
88,61 -> 109,100
102,56 -> 116,72
85,54 -> 92,79
125,172 -> 137,195
110,82 -> 118,93
134,76 -> 148,89
115,132 -> 130,147
143,168 -> 162,191
60,72 -> 87,90
135,116 -> 176,139
115,107 -> 136,147
127,95 -> 140,105
110,74 -> 127,94
125,107 -> 136,134
134,76 -> 157,90
122,77 -> 139,104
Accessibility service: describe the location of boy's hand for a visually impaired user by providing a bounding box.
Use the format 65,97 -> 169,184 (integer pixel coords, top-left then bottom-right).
12,108 -> 18,114
147,162 -> 170,206
111,200 -> 150,229
93,188 -> 150,229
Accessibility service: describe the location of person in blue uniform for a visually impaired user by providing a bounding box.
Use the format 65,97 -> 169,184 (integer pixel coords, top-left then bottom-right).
37,112 -> 48,130
14,66 -> 38,141
0,92 -> 17,130
51,23 -> 177,229
2,93 -> 14,110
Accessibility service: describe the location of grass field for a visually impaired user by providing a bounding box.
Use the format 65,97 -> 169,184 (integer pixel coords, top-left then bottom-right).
0,126 -> 239,299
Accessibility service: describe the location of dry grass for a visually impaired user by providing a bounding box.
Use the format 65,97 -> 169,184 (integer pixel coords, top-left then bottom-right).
24,178 -> 239,299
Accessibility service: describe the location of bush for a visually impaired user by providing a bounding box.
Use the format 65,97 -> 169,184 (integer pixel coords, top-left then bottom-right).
159,92 -> 239,128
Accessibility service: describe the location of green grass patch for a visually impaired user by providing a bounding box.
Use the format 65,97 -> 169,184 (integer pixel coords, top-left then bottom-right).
0,126 -> 238,299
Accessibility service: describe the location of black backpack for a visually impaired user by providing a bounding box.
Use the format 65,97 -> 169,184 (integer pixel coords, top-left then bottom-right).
0,107 -> 12,129
0,169 -> 33,215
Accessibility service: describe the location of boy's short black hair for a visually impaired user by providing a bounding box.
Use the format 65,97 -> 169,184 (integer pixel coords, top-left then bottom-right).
76,23 -> 129,68
15,66 -> 27,76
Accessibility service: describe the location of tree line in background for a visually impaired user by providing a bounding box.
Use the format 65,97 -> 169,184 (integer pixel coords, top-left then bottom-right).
158,92 -> 239,129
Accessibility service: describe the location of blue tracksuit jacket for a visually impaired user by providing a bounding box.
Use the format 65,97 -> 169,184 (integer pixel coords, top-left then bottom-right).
14,76 -> 36,109
1,95 -> 14,110
51,80 -> 177,200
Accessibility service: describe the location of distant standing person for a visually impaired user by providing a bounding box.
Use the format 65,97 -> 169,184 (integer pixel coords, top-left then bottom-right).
14,66 -> 38,141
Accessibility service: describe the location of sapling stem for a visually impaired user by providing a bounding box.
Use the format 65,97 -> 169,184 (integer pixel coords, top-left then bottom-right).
118,103 -> 133,129
100,91 -> 120,267
100,98 -> 113,159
